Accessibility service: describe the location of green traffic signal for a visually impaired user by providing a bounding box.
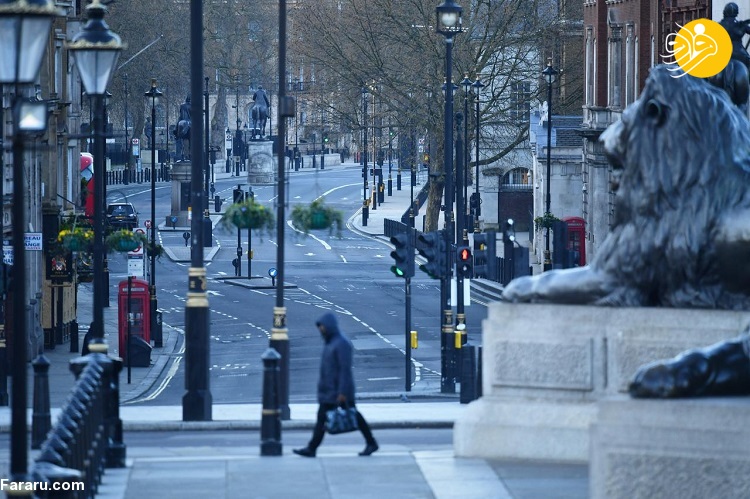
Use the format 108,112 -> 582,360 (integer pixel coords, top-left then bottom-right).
389,233 -> 414,278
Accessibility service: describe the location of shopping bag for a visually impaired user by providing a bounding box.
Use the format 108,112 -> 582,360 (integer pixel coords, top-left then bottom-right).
325,405 -> 359,434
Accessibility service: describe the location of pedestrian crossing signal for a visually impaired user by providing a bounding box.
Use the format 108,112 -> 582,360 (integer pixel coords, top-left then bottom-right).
457,246 -> 473,278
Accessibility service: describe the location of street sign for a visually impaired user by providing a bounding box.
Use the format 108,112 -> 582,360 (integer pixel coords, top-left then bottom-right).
25,233 -> 43,251
145,220 -> 152,229
3,247 -> 12,265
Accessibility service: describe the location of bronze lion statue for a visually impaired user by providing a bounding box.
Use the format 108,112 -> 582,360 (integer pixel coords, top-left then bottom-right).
503,65 -> 750,309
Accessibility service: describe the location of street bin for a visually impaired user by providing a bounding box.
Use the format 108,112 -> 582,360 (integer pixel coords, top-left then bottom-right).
117,278 -> 151,366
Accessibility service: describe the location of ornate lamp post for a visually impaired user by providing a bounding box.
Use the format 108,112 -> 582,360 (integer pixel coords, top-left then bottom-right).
144,79 -> 162,349
542,59 -> 557,272
0,0 -> 58,485
471,77 -> 484,232
69,0 -> 123,352
436,0 -> 463,393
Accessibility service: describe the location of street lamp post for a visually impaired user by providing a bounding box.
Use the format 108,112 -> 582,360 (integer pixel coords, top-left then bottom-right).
436,0 -> 463,393
183,0 -> 212,421
471,77 -> 484,232
144,79 -> 162,352
542,59 -> 557,272
361,86 -> 369,226
0,0 -> 59,485
461,75 -> 471,232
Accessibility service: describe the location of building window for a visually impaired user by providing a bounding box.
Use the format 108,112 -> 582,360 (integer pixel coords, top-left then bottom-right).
502,167 -> 532,186
608,26 -> 623,108
510,81 -> 531,123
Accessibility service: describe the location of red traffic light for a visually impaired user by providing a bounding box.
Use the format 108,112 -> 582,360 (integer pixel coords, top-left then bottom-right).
459,247 -> 471,261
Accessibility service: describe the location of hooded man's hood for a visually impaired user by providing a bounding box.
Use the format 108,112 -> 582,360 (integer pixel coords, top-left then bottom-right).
316,312 -> 341,340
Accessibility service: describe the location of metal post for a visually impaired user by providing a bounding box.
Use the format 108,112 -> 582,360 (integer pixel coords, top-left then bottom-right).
124,74 -> 130,184
272,0 -> 292,421
441,35 -> 456,393
405,276 -> 411,392
455,113 -> 466,349
0,85 -> 6,407
183,0 -> 212,421
260,348 -> 282,455
31,354 -> 51,449
388,118 -> 393,196
544,74 -> 553,271
362,87 -> 369,226
149,81 -> 158,352
92,94 -> 106,349
474,79 -> 482,232
10,90 -> 30,485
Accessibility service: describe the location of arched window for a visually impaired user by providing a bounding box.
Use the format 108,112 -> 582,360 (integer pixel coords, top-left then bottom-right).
502,167 -> 532,187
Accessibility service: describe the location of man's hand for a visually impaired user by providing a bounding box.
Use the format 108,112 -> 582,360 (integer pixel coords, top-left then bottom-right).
336,394 -> 347,404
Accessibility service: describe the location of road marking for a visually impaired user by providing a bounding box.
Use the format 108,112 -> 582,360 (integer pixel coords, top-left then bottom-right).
340,254 -> 347,263
367,376 -> 400,381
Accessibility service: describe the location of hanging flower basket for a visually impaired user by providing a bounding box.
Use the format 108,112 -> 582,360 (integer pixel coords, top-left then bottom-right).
220,198 -> 275,232
105,229 -> 148,253
57,227 -> 94,252
534,212 -> 561,232
146,241 -> 165,260
291,199 -> 344,237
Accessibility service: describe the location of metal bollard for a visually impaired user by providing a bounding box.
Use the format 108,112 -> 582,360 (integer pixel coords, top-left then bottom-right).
32,462 -> 82,499
477,346 -> 483,398
260,348 -> 282,456
460,344 -> 477,404
32,354 -> 52,449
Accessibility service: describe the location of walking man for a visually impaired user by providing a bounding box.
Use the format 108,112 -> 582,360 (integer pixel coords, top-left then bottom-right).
293,312 -> 379,457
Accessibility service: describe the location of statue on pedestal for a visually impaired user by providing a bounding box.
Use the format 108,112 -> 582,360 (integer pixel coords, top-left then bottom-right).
250,86 -> 270,140
174,96 -> 191,161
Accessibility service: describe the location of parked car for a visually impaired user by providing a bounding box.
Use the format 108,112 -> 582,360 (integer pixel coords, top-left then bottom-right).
106,202 -> 139,230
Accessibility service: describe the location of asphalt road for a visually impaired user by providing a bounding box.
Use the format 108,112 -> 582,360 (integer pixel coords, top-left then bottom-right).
105,167 -> 487,406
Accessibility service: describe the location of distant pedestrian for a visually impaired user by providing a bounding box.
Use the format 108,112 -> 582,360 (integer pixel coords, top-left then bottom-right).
293,312 -> 378,457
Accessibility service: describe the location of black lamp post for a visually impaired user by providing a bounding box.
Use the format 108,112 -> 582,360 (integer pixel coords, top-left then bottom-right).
0,0 -> 59,485
471,77 -> 484,232
144,78 -> 162,351
69,0 -> 123,353
461,74 -> 471,232
436,0 -> 463,394
183,0 -> 212,421
542,58 -> 557,272
361,86 -> 369,226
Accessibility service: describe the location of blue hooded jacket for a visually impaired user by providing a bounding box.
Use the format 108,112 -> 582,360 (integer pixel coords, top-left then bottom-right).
316,312 -> 356,404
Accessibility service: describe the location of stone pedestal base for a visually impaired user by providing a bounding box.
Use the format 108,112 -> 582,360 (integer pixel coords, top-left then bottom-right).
247,141 -> 274,185
453,303 -> 750,462
167,161 -> 191,227
591,397 -> 750,499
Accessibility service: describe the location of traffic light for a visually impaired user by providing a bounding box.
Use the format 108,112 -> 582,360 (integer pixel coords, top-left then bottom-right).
473,231 -> 497,279
389,233 -> 414,278
233,187 -> 244,203
416,231 -> 443,279
323,134 -> 329,144
456,246 -> 473,278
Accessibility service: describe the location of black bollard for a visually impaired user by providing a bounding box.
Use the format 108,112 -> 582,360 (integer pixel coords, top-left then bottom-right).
32,354 -> 52,449
460,344 -> 477,404
70,320 -> 79,353
260,348 -> 282,456
477,346 -> 483,398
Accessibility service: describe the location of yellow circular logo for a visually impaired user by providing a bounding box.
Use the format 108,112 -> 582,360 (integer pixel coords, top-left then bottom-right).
669,19 -> 732,78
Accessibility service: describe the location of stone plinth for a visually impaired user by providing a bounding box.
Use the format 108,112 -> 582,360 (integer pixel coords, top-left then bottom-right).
166,161 -> 192,227
247,140 -> 274,185
591,397 -> 750,499
453,303 -> 750,462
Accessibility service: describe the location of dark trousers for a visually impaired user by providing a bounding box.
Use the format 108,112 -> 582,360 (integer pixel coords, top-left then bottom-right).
308,402 -> 376,450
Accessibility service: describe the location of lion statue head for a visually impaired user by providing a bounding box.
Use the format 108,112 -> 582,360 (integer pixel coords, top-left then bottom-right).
502,65 -> 750,309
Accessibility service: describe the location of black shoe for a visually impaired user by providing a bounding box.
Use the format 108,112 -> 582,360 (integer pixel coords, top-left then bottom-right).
293,447 -> 316,458
359,442 -> 379,456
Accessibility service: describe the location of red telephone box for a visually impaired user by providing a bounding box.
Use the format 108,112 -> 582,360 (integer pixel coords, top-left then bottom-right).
118,278 -> 151,360
563,217 -> 586,267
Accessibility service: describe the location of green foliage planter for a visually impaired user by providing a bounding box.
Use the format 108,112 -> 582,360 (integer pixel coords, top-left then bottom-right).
534,212 -> 561,232
220,199 -> 275,232
291,199 -> 344,237
105,229 -> 148,253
